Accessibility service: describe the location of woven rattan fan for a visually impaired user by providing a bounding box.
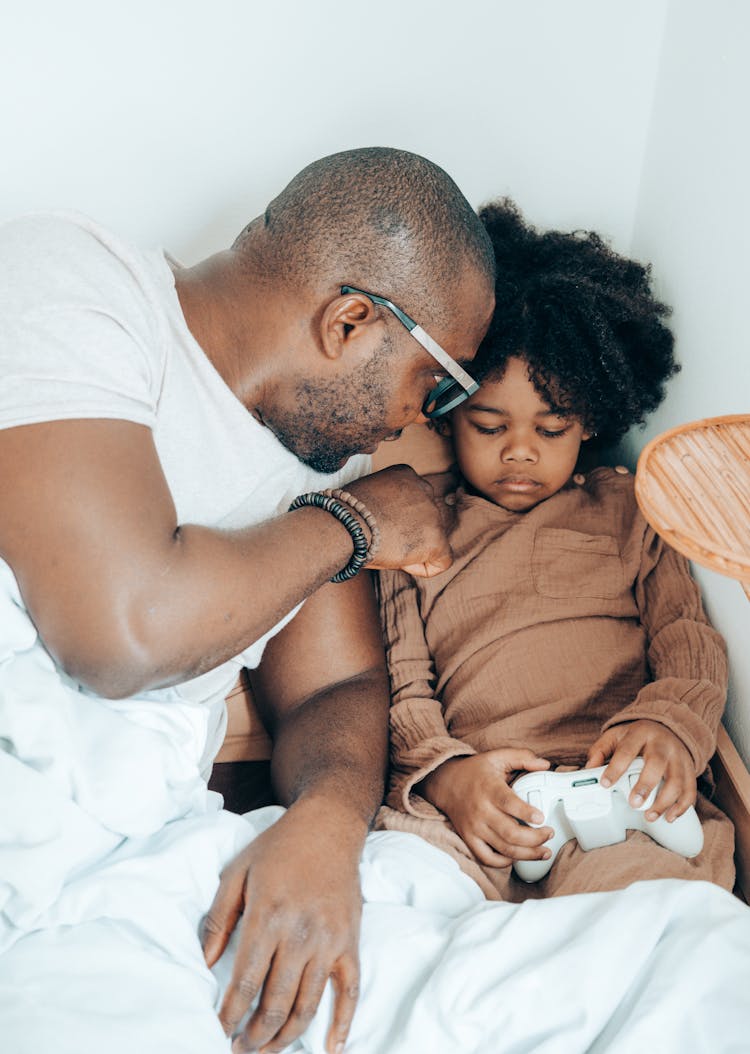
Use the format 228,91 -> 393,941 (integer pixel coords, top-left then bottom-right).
635,414 -> 750,599
635,413 -> 750,901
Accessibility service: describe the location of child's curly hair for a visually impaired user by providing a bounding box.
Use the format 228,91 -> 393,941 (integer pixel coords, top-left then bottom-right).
474,199 -> 678,444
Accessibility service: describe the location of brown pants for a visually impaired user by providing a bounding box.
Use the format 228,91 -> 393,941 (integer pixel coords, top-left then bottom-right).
375,793 -> 736,902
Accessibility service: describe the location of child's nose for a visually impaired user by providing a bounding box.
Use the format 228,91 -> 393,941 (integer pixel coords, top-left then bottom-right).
501,432 -> 538,462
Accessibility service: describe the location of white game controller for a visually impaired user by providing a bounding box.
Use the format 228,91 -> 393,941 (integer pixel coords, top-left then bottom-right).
512,757 -> 704,883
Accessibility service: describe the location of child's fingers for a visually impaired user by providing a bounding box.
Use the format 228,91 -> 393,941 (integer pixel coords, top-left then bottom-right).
599,736 -> 642,789
585,748 -> 606,768
489,844 -> 552,863
507,749 -> 551,771
471,830 -> 551,866
487,826 -> 553,862
501,787 -> 549,828
466,836 -> 513,869
485,804 -> 554,851
499,821 -> 554,849
625,752 -> 667,808
664,788 -> 698,823
644,771 -> 682,820
585,728 -> 619,769
461,809 -> 552,863
487,748 -> 550,774
585,746 -> 610,771
647,766 -> 697,821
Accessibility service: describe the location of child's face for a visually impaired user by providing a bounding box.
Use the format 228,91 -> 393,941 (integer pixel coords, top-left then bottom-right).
450,356 -> 589,512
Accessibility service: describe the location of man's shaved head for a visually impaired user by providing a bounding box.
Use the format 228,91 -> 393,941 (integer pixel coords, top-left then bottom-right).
234,146 -> 495,326
215,148 -> 496,472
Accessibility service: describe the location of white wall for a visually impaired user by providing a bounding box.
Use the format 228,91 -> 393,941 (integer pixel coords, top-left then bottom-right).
623,0 -> 750,762
5,1 -> 747,759
0,0 -> 666,260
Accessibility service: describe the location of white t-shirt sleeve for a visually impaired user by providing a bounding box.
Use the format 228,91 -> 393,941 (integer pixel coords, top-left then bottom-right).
0,214 -> 164,431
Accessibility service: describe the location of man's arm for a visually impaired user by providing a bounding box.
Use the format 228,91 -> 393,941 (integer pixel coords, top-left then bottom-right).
203,573 -> 389,1054
0,418 -> 449,698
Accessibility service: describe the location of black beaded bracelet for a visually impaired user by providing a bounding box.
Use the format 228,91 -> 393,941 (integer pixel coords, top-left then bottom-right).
323,488 -> 381,562
288,491 -> 370,582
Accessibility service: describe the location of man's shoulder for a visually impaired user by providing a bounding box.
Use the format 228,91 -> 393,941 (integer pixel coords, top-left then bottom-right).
0,212 -> 173,362
0,211 -> 165,310
1,211 -> 122,264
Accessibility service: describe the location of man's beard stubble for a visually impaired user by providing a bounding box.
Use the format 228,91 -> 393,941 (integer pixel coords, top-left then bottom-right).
264,340 -> 396,474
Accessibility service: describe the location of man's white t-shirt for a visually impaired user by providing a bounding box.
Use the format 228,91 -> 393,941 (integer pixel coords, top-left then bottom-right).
0,212 -> 370,777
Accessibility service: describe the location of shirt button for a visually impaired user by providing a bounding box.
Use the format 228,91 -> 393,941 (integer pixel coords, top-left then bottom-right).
614,465 -> 630,475
573,473 -> 586,485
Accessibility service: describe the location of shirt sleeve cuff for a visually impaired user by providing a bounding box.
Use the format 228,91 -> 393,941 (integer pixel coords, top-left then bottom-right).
387,737 -> 477,818
600,697 -> 716,774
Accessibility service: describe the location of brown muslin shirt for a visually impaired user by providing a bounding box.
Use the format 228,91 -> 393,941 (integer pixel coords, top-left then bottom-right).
375,466 -> 734,899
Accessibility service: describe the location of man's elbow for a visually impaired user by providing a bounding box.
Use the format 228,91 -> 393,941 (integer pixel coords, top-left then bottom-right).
49,620 -> 166,700
57,651 -> 157,699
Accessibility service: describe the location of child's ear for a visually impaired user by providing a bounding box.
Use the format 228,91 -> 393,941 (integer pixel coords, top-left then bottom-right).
581,429 -> 594,442
431,416 -> 452,438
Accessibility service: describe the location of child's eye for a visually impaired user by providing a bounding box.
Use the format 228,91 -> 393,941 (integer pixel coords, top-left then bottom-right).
474,424 -> 505,436
538,426 -> 570,439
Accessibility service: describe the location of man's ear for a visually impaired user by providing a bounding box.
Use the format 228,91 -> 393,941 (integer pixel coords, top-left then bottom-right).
319,290 -> 380,362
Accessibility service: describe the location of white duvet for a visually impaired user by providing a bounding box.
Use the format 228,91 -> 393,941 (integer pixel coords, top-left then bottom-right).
1,560 -> 749,1054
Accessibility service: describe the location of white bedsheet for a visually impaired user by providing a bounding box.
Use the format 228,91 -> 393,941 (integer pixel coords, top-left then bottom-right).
2,561 -> 750,1053
2,798 -> 749,1054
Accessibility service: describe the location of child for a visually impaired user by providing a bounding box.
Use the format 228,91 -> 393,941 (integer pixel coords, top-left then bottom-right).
374,200 -> 735,902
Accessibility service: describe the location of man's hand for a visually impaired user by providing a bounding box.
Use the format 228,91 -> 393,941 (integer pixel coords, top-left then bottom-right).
347,465 -> 452,578
586,719 -> 697,822
203,575 -> 389,1052
203,799 -> 363,1054
419,749 -> 553,867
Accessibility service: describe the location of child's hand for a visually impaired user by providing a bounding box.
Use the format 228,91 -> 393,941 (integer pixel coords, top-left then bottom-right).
586,719 -> 697,823
419,749 -> 554,867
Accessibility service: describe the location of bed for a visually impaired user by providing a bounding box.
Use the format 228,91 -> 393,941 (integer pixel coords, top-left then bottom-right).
3,422 -> 750,1054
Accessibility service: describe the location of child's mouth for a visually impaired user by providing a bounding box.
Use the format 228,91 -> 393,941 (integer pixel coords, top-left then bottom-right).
497,476 -> 540,492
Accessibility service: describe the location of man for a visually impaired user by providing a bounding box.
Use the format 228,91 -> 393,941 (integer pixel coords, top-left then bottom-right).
0,147 -> 495,1052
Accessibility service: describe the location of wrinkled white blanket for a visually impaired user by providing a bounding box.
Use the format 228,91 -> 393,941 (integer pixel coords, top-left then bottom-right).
2,806 -> 749,1054
2,559 -> 750,1054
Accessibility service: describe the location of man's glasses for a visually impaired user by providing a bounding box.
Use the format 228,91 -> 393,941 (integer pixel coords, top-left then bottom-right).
341,286 -> 479,418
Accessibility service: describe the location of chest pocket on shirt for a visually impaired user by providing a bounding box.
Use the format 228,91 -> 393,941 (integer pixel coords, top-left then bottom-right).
532,528 -> 625,599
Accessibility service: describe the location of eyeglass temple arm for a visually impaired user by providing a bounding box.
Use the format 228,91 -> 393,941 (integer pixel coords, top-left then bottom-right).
411,325 -> 479,393
341,286 -> 417,332
341,285 -> 478,392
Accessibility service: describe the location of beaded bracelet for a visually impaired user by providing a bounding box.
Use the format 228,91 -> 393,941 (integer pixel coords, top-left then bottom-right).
288,491 -> 370,582
323,488 -> 381,562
